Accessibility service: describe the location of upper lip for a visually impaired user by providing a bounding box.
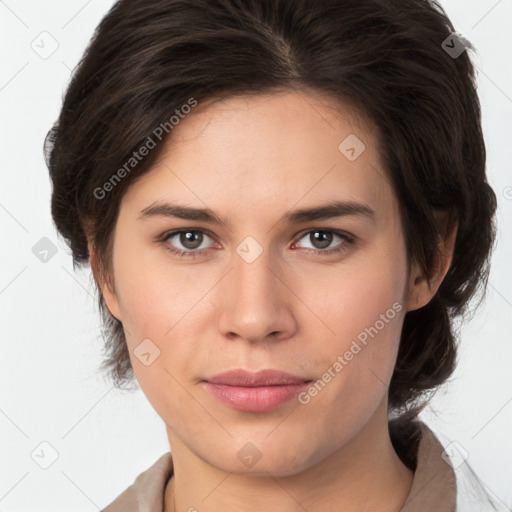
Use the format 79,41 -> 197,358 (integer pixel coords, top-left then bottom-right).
204,369 -> 312,387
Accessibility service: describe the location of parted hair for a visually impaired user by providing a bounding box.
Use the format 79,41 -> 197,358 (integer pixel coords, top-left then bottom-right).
44,0 -> 497,418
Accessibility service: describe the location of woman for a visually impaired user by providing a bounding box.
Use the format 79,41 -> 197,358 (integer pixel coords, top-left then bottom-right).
44,0 -> 503,510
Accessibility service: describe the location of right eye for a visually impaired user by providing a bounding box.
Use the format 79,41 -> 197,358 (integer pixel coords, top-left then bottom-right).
161,229 -> 218,258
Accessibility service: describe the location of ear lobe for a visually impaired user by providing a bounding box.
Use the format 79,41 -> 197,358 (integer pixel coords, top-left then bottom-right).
405,213 -> 458,312
87,240 -> 122,321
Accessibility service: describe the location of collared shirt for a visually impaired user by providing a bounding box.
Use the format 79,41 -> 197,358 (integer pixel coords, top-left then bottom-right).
100,420 -> 502,512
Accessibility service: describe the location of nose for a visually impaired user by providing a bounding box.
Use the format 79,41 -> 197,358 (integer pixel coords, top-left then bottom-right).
217,244 -> 297,344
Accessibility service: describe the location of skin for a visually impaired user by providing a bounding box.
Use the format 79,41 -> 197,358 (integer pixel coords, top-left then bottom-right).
89,88 -> 457,512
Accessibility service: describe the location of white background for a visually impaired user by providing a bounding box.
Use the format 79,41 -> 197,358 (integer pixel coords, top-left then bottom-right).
1,1 -> 511,510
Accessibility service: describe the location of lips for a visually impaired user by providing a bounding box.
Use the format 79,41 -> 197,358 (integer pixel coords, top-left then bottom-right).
204,368 -> 312,387
202,369 -> 313,412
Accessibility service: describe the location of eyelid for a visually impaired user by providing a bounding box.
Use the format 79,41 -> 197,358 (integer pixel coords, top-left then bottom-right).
293,227 -> 355,243
159,227 -> 354,244
158,227 -> 217,243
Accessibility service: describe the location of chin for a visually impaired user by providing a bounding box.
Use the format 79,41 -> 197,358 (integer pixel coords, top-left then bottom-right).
198,438 -> 317,478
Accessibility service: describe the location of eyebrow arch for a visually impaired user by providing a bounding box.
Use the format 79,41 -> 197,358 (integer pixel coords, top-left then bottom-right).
138,199 -> 375,227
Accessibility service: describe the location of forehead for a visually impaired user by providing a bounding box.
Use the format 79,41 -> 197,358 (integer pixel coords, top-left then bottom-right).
121,90 -> 398,227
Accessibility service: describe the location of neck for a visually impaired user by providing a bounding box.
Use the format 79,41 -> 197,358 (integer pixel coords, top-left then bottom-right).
164,405 -> 413,512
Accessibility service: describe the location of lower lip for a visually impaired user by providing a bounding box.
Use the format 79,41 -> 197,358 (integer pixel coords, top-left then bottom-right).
202,382 -> 310,412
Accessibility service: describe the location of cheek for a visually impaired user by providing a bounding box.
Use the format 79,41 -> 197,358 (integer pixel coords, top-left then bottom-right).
296,242 -> 407,399
112,240 -> 199,337
110,241 -> 222,384
301,246 -> 406,346
321,281 -> 403,387
110,256 -> 204,416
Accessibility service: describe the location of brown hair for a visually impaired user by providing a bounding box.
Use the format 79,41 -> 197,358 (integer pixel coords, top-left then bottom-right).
44,0 -> 497,416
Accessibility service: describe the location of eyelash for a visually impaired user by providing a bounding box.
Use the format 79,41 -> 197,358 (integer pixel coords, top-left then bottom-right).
158,228 -> 355,259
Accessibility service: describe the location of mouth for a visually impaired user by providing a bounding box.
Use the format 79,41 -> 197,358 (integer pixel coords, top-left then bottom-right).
202,369 -> 313,412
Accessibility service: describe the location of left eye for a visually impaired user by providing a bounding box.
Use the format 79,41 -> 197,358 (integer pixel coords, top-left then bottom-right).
293,230 -> 352,253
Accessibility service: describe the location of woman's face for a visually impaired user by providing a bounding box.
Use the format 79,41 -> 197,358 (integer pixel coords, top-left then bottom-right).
100,89 -> 418,476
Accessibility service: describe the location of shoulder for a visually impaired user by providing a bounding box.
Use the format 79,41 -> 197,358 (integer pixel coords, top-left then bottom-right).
391,417 -> 510,512
101,452 -> 174,512
391,418 -> 457,511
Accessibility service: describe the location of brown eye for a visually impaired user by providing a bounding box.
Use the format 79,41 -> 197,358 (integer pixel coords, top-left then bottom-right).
162,229 -> 215,256
308,231 -> 335,249
294,229 -> 354,254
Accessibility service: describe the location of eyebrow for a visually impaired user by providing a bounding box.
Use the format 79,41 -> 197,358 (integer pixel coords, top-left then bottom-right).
138,199 -> 375,227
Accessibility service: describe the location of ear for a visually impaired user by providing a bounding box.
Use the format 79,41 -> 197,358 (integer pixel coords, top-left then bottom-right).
87,240 -> 122,321
405,211 -> 458,312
